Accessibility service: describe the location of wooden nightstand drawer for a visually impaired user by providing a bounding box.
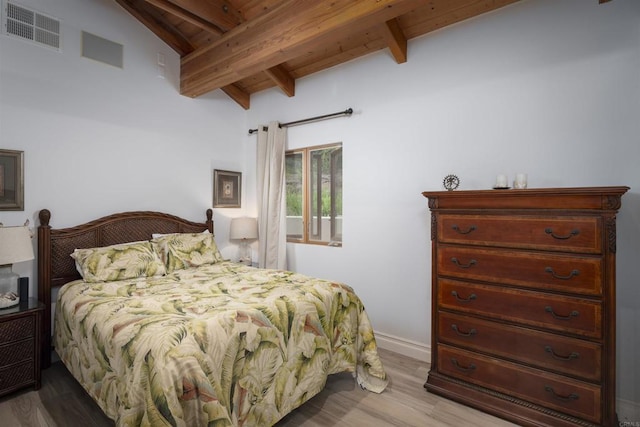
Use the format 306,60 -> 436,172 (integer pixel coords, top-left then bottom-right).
0,339 -> 35,368
438,278 -> 602,338
0,361 -> 35,395
438,215 -> 601,254
438,312 -> 602,381
438,245 -> 603,296
437,344 -> 602,424
0,316 -> 35,342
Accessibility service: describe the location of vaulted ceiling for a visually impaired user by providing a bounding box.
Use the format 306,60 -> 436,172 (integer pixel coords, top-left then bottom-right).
113,0 -> 611,110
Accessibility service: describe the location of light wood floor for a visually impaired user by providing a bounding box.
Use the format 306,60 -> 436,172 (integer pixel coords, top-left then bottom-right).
0,348 -> 518,426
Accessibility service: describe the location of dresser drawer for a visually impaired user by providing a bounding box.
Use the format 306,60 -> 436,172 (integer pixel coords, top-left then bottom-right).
438,246 -> 602,296
437,344 -> 602,424
438,215 -> 602,254
438,278 -> 602,338
0,339 -> 35,369
0,316 -> 35,343
438,312 -> 602,381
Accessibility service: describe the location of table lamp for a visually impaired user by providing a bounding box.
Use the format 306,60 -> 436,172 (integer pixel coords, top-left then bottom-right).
0,225 -> 34,309
229,217 -> 258,266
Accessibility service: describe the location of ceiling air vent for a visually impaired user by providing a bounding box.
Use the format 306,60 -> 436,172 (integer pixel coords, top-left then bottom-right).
2,0 -> 61,51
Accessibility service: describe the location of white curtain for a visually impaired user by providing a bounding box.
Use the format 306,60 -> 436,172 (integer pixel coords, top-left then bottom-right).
256,121 -> 287,269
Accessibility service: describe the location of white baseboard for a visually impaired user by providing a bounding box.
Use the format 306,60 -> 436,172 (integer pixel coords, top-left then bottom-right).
618,398 -> 640,424
374,331 -> 430,361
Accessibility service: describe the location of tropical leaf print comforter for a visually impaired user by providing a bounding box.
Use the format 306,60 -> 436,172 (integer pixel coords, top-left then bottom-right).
54,262 -> 388,426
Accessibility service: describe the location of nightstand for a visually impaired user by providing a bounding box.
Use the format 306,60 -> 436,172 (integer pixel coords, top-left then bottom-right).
0,298 -> 44,397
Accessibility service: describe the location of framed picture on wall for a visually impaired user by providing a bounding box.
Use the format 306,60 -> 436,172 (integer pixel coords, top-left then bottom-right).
0,149 -> 24,211
213,169 -> 241,208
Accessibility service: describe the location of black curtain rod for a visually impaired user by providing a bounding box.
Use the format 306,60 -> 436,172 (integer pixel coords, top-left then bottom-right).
248,108 -> 353,134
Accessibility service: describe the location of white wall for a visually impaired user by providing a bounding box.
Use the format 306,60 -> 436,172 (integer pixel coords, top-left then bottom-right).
0,0 -> 247,286
245,0 -> 640,418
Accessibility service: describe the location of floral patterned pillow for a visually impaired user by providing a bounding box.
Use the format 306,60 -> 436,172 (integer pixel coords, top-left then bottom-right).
151,233 -> 224,273
71,241 -> 166,283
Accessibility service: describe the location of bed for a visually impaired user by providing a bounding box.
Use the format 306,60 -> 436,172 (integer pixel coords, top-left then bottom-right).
37,208 -> 387,426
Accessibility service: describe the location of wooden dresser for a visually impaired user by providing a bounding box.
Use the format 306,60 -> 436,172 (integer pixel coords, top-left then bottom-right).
421,187 -> 628,427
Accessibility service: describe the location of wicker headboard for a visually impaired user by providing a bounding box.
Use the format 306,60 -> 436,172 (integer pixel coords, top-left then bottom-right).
37,208 -> 213,368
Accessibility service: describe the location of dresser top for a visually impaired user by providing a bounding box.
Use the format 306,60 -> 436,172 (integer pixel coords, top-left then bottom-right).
422,186 -> 629,211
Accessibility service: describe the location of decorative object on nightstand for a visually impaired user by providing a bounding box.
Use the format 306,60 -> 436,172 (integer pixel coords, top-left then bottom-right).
230,217 -> 258,266
442,174 -> 460,191
0,225 -> 34,309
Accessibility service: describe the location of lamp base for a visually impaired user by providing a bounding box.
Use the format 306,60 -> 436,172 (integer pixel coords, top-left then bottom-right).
238,240 -> 252,266
0,265 -> 19,309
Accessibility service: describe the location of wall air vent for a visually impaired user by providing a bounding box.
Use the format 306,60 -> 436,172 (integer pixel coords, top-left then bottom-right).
81,31 -> 123,69
2,0 -> 61,51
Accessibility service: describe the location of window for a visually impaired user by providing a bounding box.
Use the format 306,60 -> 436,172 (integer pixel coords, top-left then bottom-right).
285,143 -> 342,246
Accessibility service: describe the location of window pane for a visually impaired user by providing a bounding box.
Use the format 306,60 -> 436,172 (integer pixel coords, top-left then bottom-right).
331,147 -> 342,243
308,145 -> 342,245
285,152 -> 303,240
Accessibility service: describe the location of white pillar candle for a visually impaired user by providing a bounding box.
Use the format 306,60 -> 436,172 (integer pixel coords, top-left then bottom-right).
495,174 -> 508,188
514,173 -> 528,189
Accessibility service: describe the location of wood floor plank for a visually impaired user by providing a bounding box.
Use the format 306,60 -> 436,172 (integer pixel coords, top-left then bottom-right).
0,348 -> 518,426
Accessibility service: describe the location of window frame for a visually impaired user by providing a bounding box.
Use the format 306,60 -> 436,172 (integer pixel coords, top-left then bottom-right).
285,142 -> 342,247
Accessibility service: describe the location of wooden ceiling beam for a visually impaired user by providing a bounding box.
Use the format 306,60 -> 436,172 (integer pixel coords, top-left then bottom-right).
221,84 -> 251,110
143,0 -> 224,35
382,18 -> 407,64
169,0 -> 243,32
264,65 -> 295,97
180,0 -> 429,98
115,0 -> 194,55
152,0 -> 250,107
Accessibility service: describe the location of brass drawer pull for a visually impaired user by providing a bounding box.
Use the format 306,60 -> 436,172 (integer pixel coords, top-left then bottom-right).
451,257 -> 477,269
545,228 -> 580,240
451,291 -> 477,303
544,385 -> 579,401
545,267 -> 579,280
545,306 -> 579,321
451,358 -> 476,372
451,224 -> 477,235
451,324 -> 477,337
544,346 -> 580,361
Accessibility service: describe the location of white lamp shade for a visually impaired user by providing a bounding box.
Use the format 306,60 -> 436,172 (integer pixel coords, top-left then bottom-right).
230,217 -> 258,240
0,226 -> 34,265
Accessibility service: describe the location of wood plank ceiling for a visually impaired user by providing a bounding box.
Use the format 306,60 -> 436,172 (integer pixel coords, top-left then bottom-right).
113,0 -> 611,110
